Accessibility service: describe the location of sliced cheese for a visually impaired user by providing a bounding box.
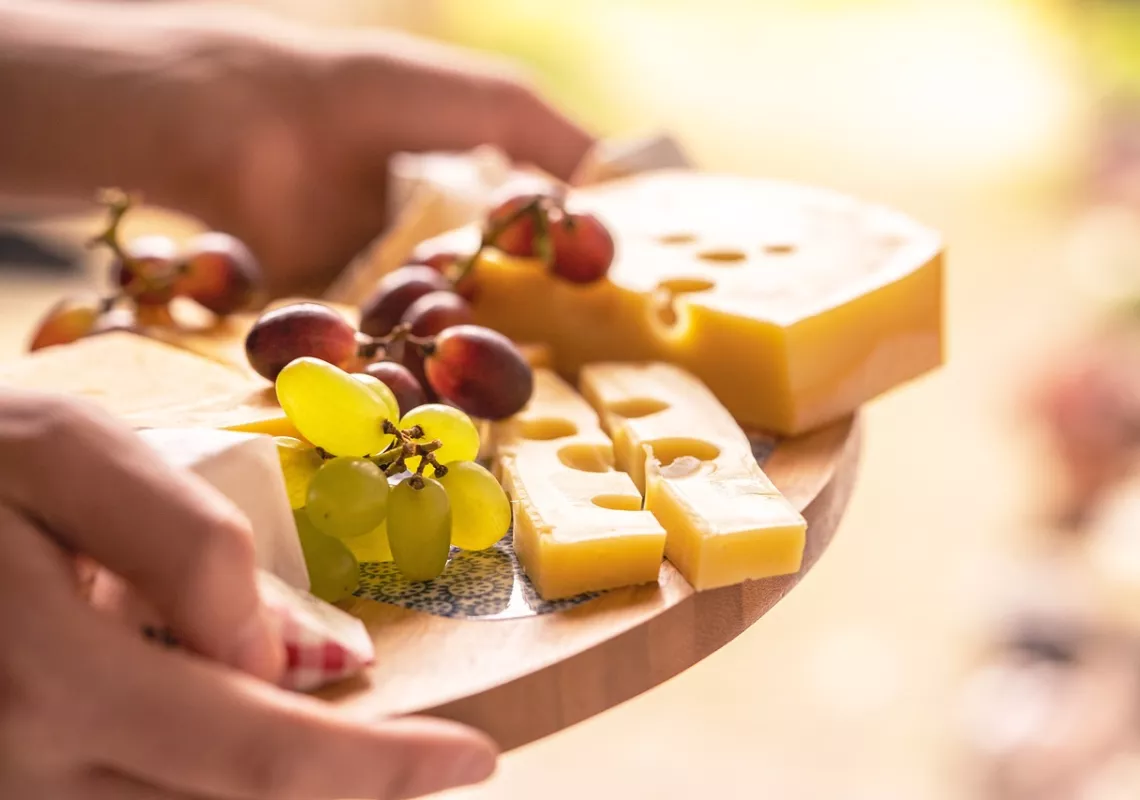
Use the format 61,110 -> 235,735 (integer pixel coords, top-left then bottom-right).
137,428 -> 309,590
419,170 -> 942,435
493,369 -> 666,600
0,332 -> 295,436
579,362 -> 806,591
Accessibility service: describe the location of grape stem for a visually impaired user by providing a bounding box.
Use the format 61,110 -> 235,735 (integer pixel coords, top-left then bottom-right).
355,324 -> 437,361
374,419 -> 448,483
450,191 -> 567,288
87,187 -> 185,298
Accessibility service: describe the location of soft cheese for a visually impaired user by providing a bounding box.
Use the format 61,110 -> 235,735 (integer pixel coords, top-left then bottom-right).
493,369 -> 667,600
420,170 -> 943,435
137,428 -> 309,590
579,362 -> 806,591
0,332 -> 297,436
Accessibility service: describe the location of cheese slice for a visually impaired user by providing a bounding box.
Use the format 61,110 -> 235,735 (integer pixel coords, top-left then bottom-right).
579,362 -> 806,591
493,369 -> 667,600
420,170 -> 943,435
137,428 -> 309,590
0,332 -> 295,436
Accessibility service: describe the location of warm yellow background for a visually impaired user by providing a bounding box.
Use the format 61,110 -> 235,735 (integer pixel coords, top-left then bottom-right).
3,1 -> 1134,797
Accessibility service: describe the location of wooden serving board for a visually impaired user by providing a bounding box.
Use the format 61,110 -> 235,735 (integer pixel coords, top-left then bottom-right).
321,414 -> 861,750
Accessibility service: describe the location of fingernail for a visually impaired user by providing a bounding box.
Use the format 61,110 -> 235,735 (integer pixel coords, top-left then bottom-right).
448,740 -> 498,787
231,604 -> 285,683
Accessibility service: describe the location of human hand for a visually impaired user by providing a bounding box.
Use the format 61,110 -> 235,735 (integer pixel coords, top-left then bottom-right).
0,390 -> 497,799
159,8 -> 595,296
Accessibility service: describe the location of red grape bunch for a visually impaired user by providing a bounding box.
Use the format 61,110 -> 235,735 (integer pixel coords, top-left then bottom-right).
244,301 -> 533,422
28,189 -> 262,352
481,191 -> 616,284
384,189 -> 617,306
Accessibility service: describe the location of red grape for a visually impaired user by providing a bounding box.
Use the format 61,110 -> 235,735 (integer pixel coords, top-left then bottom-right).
113,235 -> 179,304
245,302 -> 358,381
401,346 -> 436,404
485,194 -> 546,257
359,266 -> 450,337
27,296 -> 103,352
176,232 -> 260,315
550,212 -> 615,284
409,248 -> 478,301
401,291 -> 473,337
362,361 -> 426,415
424,325 -> 534,419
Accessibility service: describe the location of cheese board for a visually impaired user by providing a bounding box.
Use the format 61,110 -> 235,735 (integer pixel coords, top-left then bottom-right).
2,153 -> 939,749
321,413 -> 859,750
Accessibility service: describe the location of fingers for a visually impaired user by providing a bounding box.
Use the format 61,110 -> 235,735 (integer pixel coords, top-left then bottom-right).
329,31 -> 594,181
82,770 -> 212,800
495,82 -> 595,182
0,483 -> 496,800
91,631 -> 497,800
0,391 -> 281,681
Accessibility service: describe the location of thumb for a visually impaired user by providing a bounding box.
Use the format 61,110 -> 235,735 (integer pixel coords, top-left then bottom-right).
0,391 -> 283,680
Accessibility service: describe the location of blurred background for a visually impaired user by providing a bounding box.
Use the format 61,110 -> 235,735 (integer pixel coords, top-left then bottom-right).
8,0 -> 1140,797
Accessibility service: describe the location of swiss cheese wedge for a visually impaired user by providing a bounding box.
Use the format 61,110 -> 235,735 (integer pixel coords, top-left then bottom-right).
419,170 -> 942,435
0,333 -> 296,436
493,369 -> 667,600
579,362 -> 806,591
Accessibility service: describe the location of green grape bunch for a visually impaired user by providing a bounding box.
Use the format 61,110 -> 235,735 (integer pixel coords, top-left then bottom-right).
273,357 -> 513,592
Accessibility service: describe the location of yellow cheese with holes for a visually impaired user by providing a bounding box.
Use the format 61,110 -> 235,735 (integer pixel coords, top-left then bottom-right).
0,333 -> 298,437
579,362 -> 806,591
422,170 -> 943,435
493,369 -> 667,600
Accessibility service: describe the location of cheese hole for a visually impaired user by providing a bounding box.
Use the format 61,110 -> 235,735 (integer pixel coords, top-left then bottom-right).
648,438 -> 721,471
698,248 -> 747,264
653,278 -> 713,329
764,243 -> 796,254
557,443 -> 611,473
591,494 -> 643,511
656,233 -> 697,245
519,418 -> 578,441
608,397 -> 670,419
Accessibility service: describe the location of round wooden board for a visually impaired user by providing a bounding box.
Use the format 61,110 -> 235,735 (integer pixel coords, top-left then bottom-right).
321,414 -> 861,749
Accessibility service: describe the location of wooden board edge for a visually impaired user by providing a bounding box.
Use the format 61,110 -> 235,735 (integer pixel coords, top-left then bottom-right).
417,416 -> 863,749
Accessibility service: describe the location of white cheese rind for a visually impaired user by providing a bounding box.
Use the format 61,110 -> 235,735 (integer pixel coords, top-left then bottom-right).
139,428 -> 309,590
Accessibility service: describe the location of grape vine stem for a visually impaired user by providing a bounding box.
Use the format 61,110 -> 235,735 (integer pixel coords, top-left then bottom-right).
356,324 -> 437,361
374,419 -> 448,484
87,187 -> 185,299
451,191 -> 567,288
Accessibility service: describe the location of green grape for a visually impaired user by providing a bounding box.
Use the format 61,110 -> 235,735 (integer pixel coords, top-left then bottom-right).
345,520 -> 394,562
276,357 -> 394,456
274,436 -> 323,510
438,461 -> 512,550
305,456 -> 390,540
388,477 -> 451,581
294,510 -> 359,603
399,403 -> 480,472
351,372 -> 400,422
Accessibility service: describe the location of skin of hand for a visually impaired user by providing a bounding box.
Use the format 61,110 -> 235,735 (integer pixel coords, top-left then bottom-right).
0,390 -> 498,800
0,1 -> 595,296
